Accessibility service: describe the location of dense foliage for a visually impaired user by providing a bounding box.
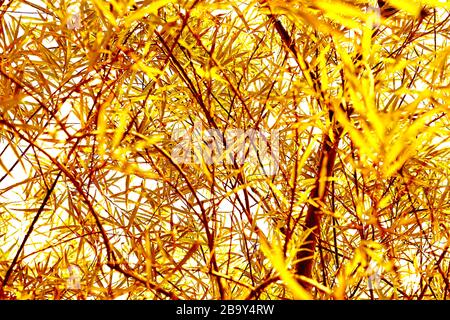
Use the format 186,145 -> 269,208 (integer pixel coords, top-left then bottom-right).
0,0 -> 449,299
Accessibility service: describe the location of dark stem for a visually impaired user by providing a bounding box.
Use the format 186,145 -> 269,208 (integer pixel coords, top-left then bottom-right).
1,171 -> 62,289
295,126 -> 343,284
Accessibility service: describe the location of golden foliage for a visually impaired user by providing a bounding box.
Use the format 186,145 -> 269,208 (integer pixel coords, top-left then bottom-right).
0,0 -> 449,300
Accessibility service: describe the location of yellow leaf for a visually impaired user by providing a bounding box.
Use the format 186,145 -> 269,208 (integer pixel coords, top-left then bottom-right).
92,0 -> 118,26
111,108 -> 129,149
124,0 -> 171,27
260,239 -> 313,300
132,61 -> 163,80
385,0 -> 421,17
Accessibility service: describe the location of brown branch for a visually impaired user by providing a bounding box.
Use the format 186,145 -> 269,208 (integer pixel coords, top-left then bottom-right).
295,126 -> 343,284
263,1 -> 346,288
